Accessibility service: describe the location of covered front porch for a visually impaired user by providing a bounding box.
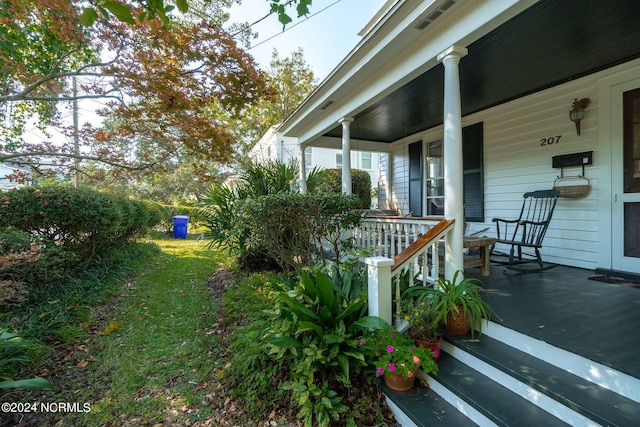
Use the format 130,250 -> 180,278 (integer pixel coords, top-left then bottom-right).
385,261 -> 640,426
349,214 -> 640,425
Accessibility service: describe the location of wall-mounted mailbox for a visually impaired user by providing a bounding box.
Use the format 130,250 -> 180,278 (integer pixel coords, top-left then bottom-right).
552,151 -> 593,177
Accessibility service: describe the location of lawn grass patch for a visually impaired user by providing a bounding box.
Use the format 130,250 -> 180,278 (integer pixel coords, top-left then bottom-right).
78,237 -> 232,426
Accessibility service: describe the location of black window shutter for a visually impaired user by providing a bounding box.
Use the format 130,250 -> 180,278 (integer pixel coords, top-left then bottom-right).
462,123 -> 484,222
408,141 -> 423,216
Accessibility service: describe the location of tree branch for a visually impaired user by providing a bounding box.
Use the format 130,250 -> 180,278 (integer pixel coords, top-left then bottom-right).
1,152 -> 157,171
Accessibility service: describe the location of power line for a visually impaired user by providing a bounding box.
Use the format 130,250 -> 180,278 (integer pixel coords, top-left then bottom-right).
246,0 -> 343,51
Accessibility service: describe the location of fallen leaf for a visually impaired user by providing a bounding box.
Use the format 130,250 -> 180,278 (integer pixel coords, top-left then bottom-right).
76,359 -> 90,368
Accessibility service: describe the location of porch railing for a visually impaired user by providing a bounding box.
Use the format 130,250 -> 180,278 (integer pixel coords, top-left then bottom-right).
354,216 -> 443,259
361,217 -> 455,324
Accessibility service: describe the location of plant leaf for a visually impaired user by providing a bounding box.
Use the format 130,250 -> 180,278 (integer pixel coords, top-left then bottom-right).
265,336 -> 302,348
298,321 -> 323,337
353,316 -> 393,331
175,0 -> 189,13
103,1 -> 136,24
78,7 -> 99,26
0,377 -> 54,391
279,293 -> 320,321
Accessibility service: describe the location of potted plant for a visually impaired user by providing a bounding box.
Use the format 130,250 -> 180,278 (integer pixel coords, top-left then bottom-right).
403,270 -> 495,339
396,298 -> 442,361
367,329 -> 439,392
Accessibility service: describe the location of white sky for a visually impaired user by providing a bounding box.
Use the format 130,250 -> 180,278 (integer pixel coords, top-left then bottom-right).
227,0 -> 389,81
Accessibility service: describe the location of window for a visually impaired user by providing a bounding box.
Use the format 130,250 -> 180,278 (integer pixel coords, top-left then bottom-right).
361,152 -> 372,170
305,147 -> 312,168
336,153 -> 343,168
425,141 -> 444,216
421,123 -> 484,221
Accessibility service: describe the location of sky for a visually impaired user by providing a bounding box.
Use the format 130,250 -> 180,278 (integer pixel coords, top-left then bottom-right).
227,0 -> 389,81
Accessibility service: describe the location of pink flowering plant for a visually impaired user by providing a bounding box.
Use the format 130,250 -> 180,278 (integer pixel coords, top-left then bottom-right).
365,329 -> 438,380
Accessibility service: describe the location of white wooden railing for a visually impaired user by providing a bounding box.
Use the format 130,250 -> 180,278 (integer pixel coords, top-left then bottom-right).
354,216 -> 441,259
361,217 -> 455,324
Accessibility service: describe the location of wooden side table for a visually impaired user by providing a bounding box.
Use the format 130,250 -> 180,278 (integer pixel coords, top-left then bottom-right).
463,236 -> 496,276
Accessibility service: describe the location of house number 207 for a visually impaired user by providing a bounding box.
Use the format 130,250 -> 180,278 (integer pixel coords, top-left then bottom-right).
540,135 -> 562,146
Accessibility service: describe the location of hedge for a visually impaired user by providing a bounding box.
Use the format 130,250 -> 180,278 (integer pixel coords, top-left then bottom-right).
0,186 -> 162,286
241,192 -> 364,270
314,168 -> 371,209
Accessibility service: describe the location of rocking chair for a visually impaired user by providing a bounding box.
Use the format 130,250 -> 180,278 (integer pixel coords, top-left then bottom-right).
490,189 -> 560,271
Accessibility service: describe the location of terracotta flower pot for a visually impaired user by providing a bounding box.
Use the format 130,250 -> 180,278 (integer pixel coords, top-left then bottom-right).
445,311 -> 471,335
384,371 -> 416,392
414,336 -> 442,361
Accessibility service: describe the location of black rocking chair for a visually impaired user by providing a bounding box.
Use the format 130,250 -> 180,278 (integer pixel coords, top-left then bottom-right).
490,189 -> 560,271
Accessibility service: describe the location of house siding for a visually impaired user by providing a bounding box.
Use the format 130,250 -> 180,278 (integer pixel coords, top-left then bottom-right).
380,58 -> 640,270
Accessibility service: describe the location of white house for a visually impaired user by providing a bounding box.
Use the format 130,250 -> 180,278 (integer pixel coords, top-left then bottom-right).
272,1 -> 640,424
248,125 -> 381,205
277,0 -> 640,278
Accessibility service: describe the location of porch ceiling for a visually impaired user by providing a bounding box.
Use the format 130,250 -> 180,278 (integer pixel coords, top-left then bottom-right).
324,0 -> 640,143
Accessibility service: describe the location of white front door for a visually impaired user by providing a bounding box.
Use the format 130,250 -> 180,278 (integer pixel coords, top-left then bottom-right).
611,79 -> 640,272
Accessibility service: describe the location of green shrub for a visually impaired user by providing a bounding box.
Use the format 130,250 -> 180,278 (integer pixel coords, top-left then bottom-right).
264,267 -> 389,427
222,273 -> 291,417
241,192 -> 364,270
0,186 -> 160,286
315,169 -> 371,209
200,159 -> 316,269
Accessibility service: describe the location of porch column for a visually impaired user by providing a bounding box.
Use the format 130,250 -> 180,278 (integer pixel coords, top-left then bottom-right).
437,45 -> 468,280
299,144 -> 308,194
339,117 -> 353,194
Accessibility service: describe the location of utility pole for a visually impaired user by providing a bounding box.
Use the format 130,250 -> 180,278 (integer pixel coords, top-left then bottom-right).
72,77 -> 80,187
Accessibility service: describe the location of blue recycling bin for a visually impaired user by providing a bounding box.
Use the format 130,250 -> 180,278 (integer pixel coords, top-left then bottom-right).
172,215 -> 189,238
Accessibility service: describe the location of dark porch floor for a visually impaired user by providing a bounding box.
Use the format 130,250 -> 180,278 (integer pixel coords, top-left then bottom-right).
464,261 -> 640,379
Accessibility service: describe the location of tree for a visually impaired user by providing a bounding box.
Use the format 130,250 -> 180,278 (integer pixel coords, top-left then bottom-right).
0,0 -> 273,180
228,48 -> 318,155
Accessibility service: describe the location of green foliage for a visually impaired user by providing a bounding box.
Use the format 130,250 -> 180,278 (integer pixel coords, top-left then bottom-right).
0,328 -> 54,391
222,273 -> 291,417
315,168 -> 372,209
403,270 -> 496,339
242,192 -> 364,270
200,184 -> 248,253
264,267 -> 381,426
237,158 -> 299,196
0,186 -> 162,300
200,159 -> 336,270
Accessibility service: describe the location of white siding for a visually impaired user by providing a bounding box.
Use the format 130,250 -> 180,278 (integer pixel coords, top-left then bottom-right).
381,59 -> 640,270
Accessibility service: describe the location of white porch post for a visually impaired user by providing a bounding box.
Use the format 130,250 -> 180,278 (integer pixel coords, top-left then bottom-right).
339,117 -> 353,194
299,144 -> 308,194
365,256 -> 394,324
437,45 -> 467,280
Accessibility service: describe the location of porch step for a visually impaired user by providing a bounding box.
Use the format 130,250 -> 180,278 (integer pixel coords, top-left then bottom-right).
445,334 -> 640,426
382,330 -> 640,426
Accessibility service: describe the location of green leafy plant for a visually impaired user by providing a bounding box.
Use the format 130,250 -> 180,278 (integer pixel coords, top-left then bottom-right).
403,270 -> 495,339
315,168 -> 372,209
0,328 -> 54,391
242,192 -> 363,270
264,268 -> 388,426
366,329 -> 438,380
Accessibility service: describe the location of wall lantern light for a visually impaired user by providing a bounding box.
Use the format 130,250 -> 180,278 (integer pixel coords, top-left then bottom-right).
569,98 -> 591,136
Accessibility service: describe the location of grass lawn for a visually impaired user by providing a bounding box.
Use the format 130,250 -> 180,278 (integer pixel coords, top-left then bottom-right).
3,235 -> 235,426
2,234 -> 399,427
